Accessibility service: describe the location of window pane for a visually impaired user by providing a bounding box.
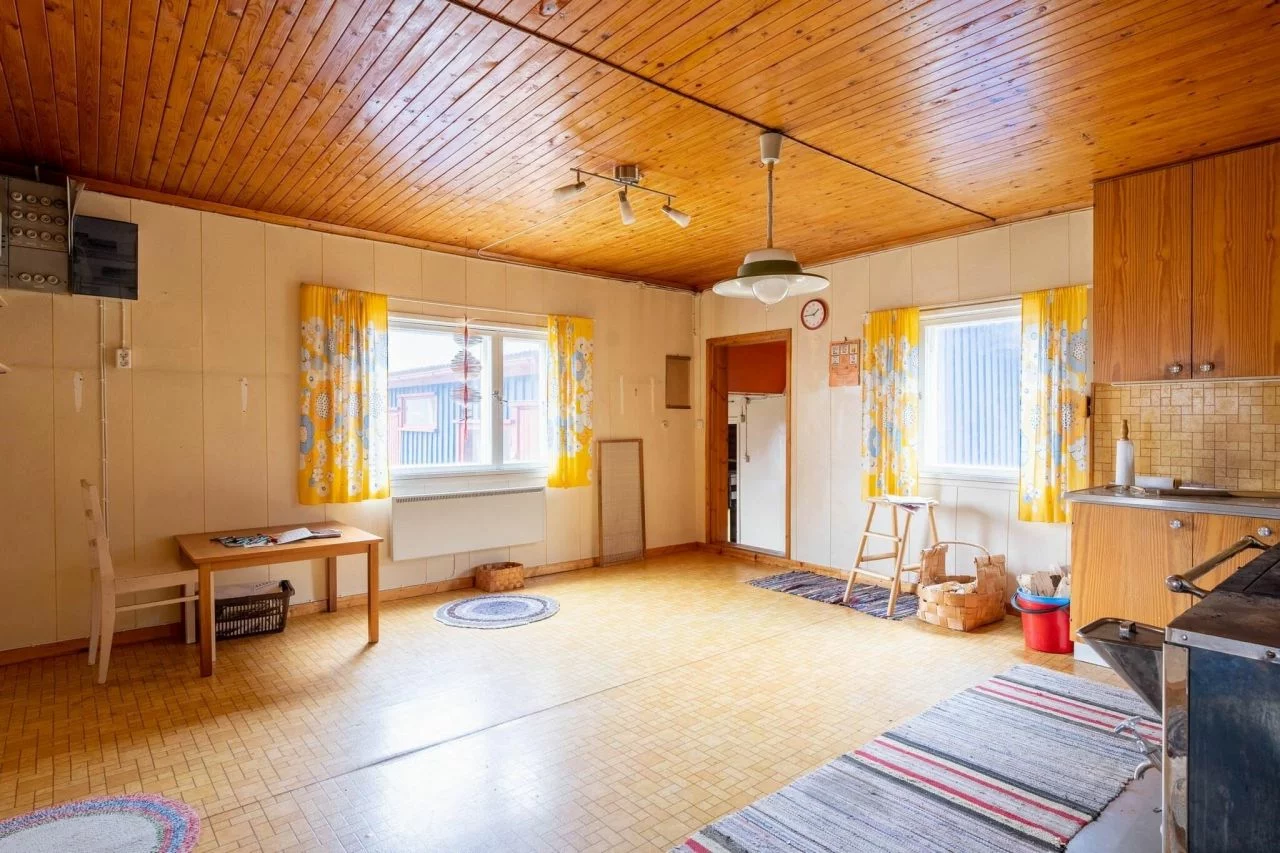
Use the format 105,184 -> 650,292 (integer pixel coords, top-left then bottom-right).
389,325 -> 491,469
923,317 -> 1020,470
503,336 -> 547,464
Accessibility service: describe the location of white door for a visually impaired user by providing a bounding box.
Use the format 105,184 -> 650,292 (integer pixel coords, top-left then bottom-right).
736,394 -> 786,553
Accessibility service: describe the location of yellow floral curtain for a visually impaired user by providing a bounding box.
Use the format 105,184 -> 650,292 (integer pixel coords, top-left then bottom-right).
547,315 -> 594,488
862,308 -> 921,497
1019,285 -> 1090,522
298,283 -> 389,505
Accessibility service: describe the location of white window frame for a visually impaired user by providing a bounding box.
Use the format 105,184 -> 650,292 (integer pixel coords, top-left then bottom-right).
918,300 -> 1021,483
389,314 -> 549,481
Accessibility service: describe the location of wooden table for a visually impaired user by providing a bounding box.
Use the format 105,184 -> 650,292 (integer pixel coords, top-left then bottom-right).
175,523 -> 383,677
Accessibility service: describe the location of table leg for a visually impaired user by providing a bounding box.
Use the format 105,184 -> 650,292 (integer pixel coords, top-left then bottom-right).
326,556 -> 338,613
367,543 -> 379,644
199,564 -> 215,677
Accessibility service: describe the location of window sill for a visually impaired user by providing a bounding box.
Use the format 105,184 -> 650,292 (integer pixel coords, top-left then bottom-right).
920,468 -> 1018,487
392,464 -> 547,487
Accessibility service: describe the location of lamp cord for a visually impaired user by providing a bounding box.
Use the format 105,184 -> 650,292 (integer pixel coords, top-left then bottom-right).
766,162 -> 774,249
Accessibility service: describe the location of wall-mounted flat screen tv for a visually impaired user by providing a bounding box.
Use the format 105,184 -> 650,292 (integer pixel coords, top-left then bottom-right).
70,215 -> 138,300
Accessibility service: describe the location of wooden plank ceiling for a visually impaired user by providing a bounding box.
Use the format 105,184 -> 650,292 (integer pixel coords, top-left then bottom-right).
0,0 -> 1277,289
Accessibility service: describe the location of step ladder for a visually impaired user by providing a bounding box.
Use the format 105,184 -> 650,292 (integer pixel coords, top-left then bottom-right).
842,496 -> 940,617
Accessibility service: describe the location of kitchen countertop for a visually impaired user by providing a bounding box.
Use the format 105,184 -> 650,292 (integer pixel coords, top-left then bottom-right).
1066,487 -> 1280,520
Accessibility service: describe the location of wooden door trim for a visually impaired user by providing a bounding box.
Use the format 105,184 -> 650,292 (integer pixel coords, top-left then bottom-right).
705,329 -> 792,559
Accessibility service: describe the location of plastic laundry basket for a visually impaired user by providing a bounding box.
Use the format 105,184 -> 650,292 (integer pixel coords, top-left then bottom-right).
1009,589 -> 1073,654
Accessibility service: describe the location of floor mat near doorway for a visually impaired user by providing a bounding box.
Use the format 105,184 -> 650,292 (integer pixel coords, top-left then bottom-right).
0,793 -> 199,852
674,665 -> 1159,853
748,570 -> 919,620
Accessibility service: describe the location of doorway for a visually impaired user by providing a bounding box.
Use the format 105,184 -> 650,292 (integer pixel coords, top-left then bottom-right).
706,330 -> 791,557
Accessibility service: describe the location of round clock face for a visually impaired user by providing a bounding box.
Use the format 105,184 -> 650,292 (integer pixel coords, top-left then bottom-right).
801,298 -> 828,330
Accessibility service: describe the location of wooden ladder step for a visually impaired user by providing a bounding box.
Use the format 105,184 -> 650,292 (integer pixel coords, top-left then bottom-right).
862,531 -> 904,543
856,551 -> 900,563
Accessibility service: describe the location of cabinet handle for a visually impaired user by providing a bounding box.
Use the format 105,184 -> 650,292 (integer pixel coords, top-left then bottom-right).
1169,519 -> 1184,530
1166,362 -> 1184,376
1259,526 -> 1273,538
1197,361 -> 1215,374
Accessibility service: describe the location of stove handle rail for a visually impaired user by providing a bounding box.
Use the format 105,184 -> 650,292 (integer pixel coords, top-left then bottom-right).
1166,534 -> 1268,599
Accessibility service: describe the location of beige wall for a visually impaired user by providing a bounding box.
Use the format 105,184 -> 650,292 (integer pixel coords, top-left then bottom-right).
694,210 -> 1094,579
0,192 -> 696,652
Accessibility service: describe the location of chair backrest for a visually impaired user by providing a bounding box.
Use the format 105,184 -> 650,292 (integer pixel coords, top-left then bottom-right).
80,480 -> 114,584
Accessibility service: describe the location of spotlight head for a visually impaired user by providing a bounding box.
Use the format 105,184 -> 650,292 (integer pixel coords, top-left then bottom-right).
662,203 -> 690,228
552,179 -> 587,203
618,189 -> 636,226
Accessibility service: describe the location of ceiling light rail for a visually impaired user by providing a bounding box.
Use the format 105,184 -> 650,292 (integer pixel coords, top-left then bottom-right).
553,165 -> 690,228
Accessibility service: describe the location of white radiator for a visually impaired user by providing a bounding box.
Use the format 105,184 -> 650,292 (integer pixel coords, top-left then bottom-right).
391,487 -> 546,560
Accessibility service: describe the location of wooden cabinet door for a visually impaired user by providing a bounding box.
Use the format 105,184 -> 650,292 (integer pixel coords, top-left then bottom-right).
1093,166 -> 1193,382
1189,513 -> 1280,596
1192,143 -> 1280,379
1070,502 -> 1194,633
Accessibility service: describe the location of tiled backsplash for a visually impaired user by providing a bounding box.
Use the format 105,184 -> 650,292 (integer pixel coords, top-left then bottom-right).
1092,381 -> 1280,491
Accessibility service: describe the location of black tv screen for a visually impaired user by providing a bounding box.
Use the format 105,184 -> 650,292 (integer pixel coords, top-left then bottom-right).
71,215 -> 138,300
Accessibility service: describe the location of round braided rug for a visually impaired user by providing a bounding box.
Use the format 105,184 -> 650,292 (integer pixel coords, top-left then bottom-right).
0,793 -> 199,853
434,593 -> 559,629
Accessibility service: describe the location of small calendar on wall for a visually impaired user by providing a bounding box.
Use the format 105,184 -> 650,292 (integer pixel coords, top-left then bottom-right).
829,339 -> 860,387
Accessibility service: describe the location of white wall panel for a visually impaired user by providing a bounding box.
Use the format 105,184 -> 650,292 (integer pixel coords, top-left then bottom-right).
1011,214 -> 1071,293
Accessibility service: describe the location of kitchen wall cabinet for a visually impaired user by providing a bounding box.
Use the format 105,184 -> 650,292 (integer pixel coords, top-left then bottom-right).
1093,166 -> 1192,383
1093,140 -> 1280,382
1193,144 -> 1280,379
1070,503 -> 1279,634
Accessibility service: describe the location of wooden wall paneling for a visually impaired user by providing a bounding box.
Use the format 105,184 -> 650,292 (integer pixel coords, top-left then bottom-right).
200,213 -> 270,588
1092,165 -> 1192,383
204,0 -> 376,201
1069,503 -> 1194,633
1191,513 -> 1280,596
229,0 -> 417,208
93,0 -> 130,176
114,0 -> 163,181
269,3 -> 480,218
51,296 -> 105,640
145,0 -> 243,189
128,201 -> 204,626
1192,142 -> 1280,379
263,224 -> 327,601
12,0 -> 66,162
169,0 -> 290,193
0,292 -> 57,649
72,0 -> 100,174
792,271 -> 833,566
0,0 -> 44,156
251,1 -> 453,212
185,0 -> 323,198
421,249 -> 467,304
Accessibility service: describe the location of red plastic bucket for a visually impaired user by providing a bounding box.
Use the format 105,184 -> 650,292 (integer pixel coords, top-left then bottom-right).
1010,591 -> 1073,654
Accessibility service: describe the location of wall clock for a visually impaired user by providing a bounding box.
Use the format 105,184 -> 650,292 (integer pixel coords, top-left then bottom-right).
801,298 -> 828,330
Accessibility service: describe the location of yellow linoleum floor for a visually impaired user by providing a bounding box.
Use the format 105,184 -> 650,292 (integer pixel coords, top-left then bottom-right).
0,552 -> 1118,851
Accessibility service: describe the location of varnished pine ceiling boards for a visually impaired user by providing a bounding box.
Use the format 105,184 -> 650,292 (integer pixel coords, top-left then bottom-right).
1,0 -> 1278,289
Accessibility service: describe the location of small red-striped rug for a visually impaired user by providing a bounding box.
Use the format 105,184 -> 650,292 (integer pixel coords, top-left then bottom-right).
675,666 -> 1157,853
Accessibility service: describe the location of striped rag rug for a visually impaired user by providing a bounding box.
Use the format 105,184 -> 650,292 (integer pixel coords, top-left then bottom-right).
674,665 -> 1160,853
748,570 -> 918,620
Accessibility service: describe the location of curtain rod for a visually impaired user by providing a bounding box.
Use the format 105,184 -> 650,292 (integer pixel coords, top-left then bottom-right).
860,285 -> 1093,318
387,294 -> 549,321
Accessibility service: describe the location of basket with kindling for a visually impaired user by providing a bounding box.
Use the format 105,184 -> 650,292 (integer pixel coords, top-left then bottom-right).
914,541 -> 1007,632
473,561 -> 525,592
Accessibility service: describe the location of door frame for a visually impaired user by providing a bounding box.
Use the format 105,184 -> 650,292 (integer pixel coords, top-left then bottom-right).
705,329 -> 792,558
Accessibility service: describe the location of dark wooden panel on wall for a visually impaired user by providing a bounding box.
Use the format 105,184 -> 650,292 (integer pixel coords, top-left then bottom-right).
1193,142 -> 1280,379
726,341 -> 787,394
1093,165 -> 1192,383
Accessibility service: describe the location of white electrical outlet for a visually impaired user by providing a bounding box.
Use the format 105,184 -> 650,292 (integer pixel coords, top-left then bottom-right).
115,348 -> 132,369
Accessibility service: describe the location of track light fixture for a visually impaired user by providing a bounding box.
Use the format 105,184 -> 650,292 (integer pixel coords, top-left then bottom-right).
618,188 -> 636,225
552,170 -> 587,202
662,198 -> 691,228
713,132 -> 828,305
551,165 -> 689,229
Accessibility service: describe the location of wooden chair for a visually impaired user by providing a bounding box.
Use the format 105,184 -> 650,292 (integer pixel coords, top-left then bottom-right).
81,480 -> 199,683
842,495 -> 940,617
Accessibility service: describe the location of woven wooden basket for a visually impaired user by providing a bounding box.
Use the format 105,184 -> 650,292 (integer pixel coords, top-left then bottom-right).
474,561 -> 525,592
915,543 -> 1006,632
